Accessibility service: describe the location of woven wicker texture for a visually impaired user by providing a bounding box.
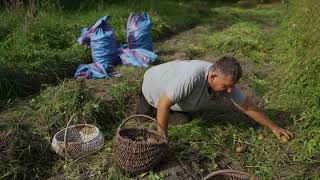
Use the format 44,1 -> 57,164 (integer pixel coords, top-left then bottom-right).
203,169 -> 259,180
52,115 -> 104,159
113,115 -> 168,176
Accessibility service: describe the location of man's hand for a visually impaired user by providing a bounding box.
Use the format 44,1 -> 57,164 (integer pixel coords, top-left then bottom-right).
271,126 -> 294,142
157,93 -> 174,137
233,98 -> 295,143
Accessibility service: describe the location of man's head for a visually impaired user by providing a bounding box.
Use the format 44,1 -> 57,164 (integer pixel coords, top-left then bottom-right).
208,56 -> 242,94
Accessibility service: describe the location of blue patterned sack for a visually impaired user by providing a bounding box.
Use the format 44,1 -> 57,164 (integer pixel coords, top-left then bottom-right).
127,13 -> 153,51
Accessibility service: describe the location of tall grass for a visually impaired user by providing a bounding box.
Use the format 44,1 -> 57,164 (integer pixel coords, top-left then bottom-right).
270,0 -> 320,165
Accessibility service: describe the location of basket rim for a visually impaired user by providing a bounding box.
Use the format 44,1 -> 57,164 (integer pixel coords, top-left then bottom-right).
116,128 -> 168,145
202,169 -> 259,180
53,124 -> 101,145
117,115 -> 168,142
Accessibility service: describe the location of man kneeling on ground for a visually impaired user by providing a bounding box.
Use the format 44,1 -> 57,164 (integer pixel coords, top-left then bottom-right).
137,56 -> 293,142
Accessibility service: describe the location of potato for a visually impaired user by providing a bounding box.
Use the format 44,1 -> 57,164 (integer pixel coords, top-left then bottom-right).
235,143 -> 246,153
280,135 -> 289,144
257,133 -> 264,140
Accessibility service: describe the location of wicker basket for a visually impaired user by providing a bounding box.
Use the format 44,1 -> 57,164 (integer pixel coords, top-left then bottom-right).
113,115 -> 168,176
203,169 -> 259,180
52,114 -> 104,159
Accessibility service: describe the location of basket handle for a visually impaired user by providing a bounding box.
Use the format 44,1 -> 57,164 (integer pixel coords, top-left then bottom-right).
202,169 -> 260,180
63,113 -> 86,158
117,114 -> 168,142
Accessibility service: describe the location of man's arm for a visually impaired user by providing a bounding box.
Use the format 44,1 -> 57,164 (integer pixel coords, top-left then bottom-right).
232,98 -> 294,141
157,93 -> 174,136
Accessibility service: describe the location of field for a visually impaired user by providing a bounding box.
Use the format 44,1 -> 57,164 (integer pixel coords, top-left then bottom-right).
0,0 -> 319,179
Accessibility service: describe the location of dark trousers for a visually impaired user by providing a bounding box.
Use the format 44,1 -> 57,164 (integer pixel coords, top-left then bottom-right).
136,93 -> 192,125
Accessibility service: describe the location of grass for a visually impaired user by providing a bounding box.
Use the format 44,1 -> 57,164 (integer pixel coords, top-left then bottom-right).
1,0 -> 320,179
207,4 -> 283,31
206,22 -> 270,63
268,0 -> 320,168
0,0 -> 203,107
168,115 -> 307,178
0,102 -> 57,179
0,65 -> 145,179
156,1 -> 320,178
249,76 -> 269,96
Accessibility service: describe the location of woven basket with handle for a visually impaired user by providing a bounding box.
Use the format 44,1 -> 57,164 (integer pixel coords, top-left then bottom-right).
51,114 -> 104,159
203,169 -> 259,180
113,115 -> 168,176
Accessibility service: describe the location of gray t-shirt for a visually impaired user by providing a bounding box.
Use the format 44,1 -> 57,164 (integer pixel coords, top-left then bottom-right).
142,60 -> 246,112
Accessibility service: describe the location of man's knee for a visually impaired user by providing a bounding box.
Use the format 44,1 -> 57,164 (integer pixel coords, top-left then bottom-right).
136,92 -> 156,118
168,111 -> 192,126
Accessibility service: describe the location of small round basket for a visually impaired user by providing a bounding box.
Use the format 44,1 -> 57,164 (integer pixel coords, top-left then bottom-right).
203,169 -> 259,180
113,115 -> 168,176
51,114 -> 104,159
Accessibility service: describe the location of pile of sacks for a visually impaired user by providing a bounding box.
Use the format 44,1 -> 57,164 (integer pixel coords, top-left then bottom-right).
75,13 -> 157,79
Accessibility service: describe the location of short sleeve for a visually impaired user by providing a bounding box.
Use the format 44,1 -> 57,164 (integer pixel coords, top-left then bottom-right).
163,72 -> 197,103
229,85 -> 246,105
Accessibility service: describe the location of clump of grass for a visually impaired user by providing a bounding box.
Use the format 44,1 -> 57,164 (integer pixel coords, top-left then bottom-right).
33,73 -> 142,134
207,22 -> 270,62
33,80 -> 99,136
0,102 -> 57,179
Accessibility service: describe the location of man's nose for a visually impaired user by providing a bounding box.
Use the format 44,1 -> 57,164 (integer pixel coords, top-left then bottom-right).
226,87 -> 232,94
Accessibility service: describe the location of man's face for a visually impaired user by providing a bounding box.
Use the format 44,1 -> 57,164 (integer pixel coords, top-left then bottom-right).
208,72 -> 235,94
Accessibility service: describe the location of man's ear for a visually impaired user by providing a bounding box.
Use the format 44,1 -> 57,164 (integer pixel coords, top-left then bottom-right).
210,74 -> 217,80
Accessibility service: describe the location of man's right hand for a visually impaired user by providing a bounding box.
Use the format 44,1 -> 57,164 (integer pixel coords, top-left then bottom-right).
271,126 -> 294,143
